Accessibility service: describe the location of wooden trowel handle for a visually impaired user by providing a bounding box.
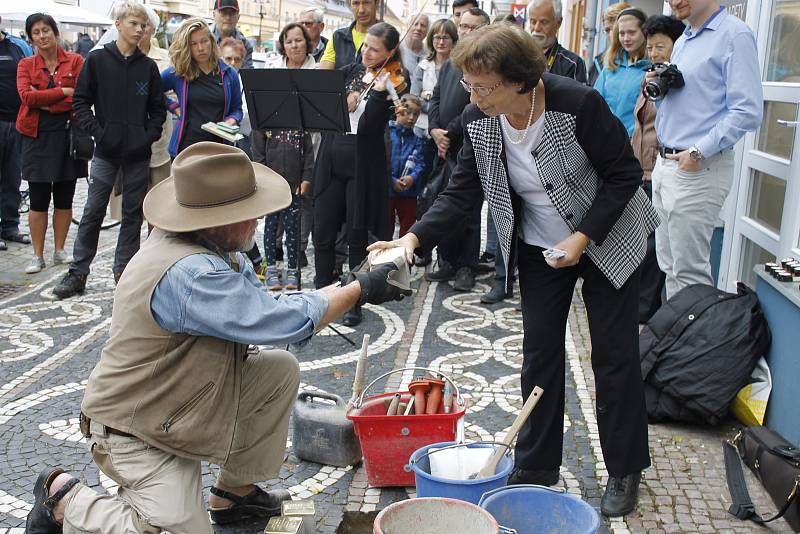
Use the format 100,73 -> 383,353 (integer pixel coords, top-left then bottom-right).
480,386 -> 544,477
350,334 -> 370,402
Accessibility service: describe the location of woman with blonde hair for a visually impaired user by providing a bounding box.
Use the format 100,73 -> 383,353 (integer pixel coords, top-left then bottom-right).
161,17 -> 242,156
593,7 -> 650,136
588,2 -> 632,86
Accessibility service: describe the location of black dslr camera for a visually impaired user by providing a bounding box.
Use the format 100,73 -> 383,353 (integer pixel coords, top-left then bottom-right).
645,63 -> 685,100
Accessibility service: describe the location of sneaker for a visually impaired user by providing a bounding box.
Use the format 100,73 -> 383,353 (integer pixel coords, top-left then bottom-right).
480,280 -> 512,304
600,472 -> 641,517
477,251 -> 495,272
52,272 -> 86,299
425,261 -> 456,282
284,271 -> 299,290
265,266 -> 283,291
25,256 -> 46,274
507,466 -> 560,486
52,249 -> 72,265
452,267 -> 476,291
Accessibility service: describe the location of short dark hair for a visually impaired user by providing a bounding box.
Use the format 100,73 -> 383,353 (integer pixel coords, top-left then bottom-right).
452,22 -> 545,93
642,15 -> 685,43
452,0 -> 479,10
25,13 -> 59,39
465,7 -> 491,24
277,22 -> 313,57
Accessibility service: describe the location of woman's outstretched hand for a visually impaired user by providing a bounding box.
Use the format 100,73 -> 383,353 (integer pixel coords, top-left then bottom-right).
367,232 -> 420,265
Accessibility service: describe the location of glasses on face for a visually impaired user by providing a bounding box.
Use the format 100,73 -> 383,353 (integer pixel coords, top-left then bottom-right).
433,34 -> 452,41
458,23 -> 481,31
459,78 -> 503,97
299,21 -> 317,27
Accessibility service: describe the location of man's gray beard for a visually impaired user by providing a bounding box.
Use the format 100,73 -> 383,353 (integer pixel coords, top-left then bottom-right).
532,32 -> 555,50
235,233 -> 256,252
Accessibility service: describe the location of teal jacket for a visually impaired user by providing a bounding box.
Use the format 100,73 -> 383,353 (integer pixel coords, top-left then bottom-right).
593,51 -> 651,137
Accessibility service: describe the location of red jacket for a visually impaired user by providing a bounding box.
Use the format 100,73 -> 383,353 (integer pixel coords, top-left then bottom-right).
16,48 -> 84,138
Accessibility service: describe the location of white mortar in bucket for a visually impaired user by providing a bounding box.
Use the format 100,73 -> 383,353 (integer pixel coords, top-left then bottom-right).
373,497 -> 499,534
427,446 -> 495,479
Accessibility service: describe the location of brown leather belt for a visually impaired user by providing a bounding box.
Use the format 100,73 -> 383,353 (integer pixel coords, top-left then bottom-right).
79,412 -> 135,439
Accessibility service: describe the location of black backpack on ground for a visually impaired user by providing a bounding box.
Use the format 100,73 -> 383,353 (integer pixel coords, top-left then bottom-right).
639,283 -> 771,425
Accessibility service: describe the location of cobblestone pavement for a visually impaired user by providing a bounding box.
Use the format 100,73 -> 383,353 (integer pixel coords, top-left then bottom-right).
0,190 -> 793,533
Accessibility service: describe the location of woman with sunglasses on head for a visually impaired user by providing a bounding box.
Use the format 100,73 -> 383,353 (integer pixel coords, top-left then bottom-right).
161,18 -> 242,157
312,21 -> 407,326
16,13 -> 85,274
369,23 -> 658,518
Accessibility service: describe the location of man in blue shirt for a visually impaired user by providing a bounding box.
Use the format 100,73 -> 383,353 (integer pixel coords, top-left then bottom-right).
651,0 -> 762,298
25,142 -> 410,533
0,20 -> 33,251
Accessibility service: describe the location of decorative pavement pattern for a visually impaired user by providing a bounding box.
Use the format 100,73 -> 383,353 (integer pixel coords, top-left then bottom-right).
0,182 -> 793,533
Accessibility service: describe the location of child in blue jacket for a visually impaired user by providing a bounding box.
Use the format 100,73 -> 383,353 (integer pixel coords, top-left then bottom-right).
387,94 -> 425,237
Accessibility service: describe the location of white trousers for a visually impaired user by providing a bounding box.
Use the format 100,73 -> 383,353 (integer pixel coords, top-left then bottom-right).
651,151 -> 734,299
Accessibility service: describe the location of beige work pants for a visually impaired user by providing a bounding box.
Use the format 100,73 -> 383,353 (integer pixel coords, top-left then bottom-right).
62,349 -> 299,533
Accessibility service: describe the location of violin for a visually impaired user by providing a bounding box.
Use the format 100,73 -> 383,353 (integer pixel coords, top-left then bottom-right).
357,57 -> 408,113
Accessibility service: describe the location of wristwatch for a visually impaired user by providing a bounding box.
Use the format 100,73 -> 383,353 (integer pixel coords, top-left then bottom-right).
688,145 -> 705,162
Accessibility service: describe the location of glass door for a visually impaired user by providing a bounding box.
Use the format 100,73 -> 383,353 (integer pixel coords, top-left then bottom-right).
721,0 -> 800,289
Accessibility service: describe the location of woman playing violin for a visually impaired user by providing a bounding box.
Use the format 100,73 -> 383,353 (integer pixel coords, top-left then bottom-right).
312,21 -> 408,326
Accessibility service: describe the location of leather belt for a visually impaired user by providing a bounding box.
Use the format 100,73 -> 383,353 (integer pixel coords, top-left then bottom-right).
659,146 -> 685,157
79,412 -> 134,439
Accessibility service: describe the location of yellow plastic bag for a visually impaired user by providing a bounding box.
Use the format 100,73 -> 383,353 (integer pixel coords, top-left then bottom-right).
730,357 -> 771,426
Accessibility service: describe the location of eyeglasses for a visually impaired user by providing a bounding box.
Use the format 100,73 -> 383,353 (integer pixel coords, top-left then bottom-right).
459,78 -> 503,97
299,21 -> 317,27
458,23 -> 483,31
432,35 -> 452,41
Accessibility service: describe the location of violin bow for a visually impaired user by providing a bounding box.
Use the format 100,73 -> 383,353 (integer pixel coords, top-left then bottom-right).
355,0 -> 433,106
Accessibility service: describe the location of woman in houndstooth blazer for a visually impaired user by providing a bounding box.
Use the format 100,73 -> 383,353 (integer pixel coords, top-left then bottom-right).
369,23 -> 660,518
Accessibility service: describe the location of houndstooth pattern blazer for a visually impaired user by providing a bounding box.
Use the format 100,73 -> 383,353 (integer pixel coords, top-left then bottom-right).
412,73 -> 660,290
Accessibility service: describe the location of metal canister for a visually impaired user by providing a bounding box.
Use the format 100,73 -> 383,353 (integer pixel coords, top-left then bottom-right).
292,391 -> 362,467
281,500 -> 315,534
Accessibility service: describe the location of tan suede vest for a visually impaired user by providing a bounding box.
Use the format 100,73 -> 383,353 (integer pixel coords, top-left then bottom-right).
81,229 -> 245,464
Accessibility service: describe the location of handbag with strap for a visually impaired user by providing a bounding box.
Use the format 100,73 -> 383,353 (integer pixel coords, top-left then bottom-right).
724,426 -> 800,532
69,120 -> 94,161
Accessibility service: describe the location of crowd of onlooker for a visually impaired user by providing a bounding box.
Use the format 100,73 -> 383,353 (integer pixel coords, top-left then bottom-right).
0,0 -> 764,327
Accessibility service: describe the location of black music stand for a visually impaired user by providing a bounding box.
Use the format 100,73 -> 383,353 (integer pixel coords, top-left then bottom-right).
240,68 -> 356,345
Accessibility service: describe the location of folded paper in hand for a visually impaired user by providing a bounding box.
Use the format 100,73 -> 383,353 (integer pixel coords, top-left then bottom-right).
367,247 -> 411,291
201,122 -> 244,143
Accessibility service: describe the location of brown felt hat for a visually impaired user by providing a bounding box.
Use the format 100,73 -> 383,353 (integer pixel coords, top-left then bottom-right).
144,142 -> 291,232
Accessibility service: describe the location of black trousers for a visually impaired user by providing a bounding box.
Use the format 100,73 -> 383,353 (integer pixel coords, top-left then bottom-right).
515,241 -> 651,478
436,158 -> 481,270
313,136 -> 368,288
638,181 -> 666,322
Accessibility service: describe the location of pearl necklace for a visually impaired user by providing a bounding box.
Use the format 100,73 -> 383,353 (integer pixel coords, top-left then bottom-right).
501,88 -> 537,145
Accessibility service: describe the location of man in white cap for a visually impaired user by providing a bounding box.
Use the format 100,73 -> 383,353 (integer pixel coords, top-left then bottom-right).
26,142 -> 409,533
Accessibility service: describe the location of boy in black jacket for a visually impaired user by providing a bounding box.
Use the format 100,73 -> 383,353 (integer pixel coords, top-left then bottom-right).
54,0 -> 166,299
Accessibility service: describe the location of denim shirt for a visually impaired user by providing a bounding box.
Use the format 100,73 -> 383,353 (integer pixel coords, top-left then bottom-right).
151,251 -> 328,348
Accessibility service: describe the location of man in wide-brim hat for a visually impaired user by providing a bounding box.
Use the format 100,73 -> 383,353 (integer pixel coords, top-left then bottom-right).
26,142 -> 409,533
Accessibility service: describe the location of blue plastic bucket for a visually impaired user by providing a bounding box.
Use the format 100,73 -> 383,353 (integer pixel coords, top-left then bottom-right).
479,485 -> 600,534
408,441 -> 513,505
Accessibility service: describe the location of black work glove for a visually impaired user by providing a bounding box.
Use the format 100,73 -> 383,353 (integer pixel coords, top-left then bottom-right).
341,262 -> 412,306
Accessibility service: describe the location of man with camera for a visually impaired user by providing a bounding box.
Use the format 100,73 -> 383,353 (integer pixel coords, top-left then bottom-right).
650,0 -> 762,299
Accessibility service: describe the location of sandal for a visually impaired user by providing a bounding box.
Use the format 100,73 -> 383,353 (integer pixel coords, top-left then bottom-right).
208,486 -> 290,525
26,467 -> 80,534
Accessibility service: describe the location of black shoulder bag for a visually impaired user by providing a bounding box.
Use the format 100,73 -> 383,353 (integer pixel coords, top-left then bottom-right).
724,426 -> 800,532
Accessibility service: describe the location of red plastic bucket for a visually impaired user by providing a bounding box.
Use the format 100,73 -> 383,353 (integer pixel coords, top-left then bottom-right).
347,368 -> 467,487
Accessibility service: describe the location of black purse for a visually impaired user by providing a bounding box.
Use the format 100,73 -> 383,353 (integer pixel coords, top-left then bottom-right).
724,426 -> 800,532
69,120 -> 94,161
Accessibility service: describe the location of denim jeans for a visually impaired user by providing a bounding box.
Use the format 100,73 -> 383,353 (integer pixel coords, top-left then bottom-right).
70,158 -> 149,276
0,120 -> 23,235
